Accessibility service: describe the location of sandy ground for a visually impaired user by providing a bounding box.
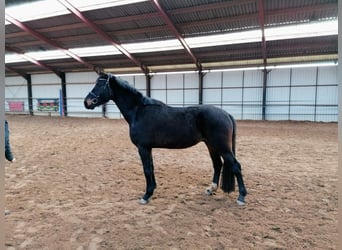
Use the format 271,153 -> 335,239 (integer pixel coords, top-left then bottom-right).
4,115 -> 338,249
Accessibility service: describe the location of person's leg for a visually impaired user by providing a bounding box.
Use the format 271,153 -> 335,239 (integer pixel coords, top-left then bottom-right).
5,120 -> 14,162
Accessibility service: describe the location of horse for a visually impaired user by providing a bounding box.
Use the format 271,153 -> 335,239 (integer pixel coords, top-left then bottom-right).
84,72 -> 247,205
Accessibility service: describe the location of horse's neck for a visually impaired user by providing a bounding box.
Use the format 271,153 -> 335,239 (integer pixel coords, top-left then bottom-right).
110,79 -> 142,123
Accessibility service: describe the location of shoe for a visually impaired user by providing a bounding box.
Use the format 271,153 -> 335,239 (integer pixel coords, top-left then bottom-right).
10,158 -> 16,163
5,210 -> 10,216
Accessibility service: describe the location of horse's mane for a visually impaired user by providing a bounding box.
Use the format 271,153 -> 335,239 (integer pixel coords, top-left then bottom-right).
110,74 -> 162,106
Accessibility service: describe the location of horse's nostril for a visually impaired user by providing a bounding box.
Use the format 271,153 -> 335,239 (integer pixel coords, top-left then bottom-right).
85,98 -> 95,107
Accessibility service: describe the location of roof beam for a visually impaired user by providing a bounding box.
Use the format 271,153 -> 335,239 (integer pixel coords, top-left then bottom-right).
57,0 -> 149,74
5,45 -> 63,77
5,65 -> 28,79
258,0 -> 267,65
151,0 -> 202,71
5,14 -> 94,71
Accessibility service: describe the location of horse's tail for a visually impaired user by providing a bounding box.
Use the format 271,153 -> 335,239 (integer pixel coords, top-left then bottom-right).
221,113 -> 237,193
230,113 -> 236,156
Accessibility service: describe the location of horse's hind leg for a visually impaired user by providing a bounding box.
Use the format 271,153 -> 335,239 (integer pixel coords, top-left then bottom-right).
231,159 -> 247,205
222,152 -> 247,205
205,147 -> 222,195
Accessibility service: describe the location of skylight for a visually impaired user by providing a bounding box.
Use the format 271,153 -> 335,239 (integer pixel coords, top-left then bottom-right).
5,1 -> 68,22
5,0 -> 149,23
68,0 -> 149,12
265,19 -> 337,41
69,45 -> 122,57
122,40 -> 183,53
5,54 -> 27,64
185,30 -> 262,48
4,0 -> 338,66
25,50 -> 70,61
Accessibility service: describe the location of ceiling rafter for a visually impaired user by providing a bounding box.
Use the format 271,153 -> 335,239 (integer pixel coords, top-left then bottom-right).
6,3 -> 337,45
5,13 -> 95,72
258,0 -> 267,66
57,0 -> 149,74
5,65 -> 28,79
5,0 -> 337,76
151,0 -> 201,71
6,45 -> 62,77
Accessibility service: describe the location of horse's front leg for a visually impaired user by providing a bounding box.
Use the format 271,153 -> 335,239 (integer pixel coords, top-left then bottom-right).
205,148 -> 222,195
138,146 -> 156,204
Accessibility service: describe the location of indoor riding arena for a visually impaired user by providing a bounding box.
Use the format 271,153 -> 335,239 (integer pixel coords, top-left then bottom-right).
4,0 -> 338,249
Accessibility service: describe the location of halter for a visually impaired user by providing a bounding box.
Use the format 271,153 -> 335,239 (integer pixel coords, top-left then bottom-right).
88,74 -> 113,105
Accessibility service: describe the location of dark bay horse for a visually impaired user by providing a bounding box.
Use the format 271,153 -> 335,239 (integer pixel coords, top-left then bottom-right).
84,73 -> 247,205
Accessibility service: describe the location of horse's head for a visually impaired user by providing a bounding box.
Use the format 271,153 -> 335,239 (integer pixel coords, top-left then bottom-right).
84,73 -> 113,110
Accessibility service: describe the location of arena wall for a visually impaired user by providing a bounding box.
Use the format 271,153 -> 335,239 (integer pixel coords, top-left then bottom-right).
5,64 -> 338,122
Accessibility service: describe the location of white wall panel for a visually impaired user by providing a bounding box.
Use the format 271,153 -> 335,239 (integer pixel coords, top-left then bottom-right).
151,75 -> 166,89
222,88 -> 242,104
32,85 -> 60,98
151,90 -> 166,103
203,89 -> 221,105
184,89 -> 198,105
291,67 -> 316,86
266,106 -> 289,120
243,88 -> 263,103
67,84 -> 93,98
268,68 -> 291,86
267,87 -> 290,104
134,75 -> 146,90
167,74 -> 183,89
223,71 -> 243,87
167,90 -> 183,105
204,72 -> 221,88
316,86 -> 338,105
5,85 -> 27,99
289,106 -> 315,121
290,86 -> 316,104
315,106 -> 338,122
4,65 -> 338,121
184,73 -> 199,88
5,76 -> 26,86
66,72 -> 97,83
317,66 -> 337,85
67,84 -> 93,115
244,70 -> 263,87
32,73 -> 60,84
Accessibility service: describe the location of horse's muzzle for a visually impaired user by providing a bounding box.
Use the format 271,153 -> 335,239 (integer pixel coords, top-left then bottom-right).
84,97 -> 97,109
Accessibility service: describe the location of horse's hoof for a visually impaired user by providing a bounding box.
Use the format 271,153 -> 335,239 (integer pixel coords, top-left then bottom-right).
205,183 -> 217,195
139,198 -> 148,205
236,199 -> 245,206
205,188 -> 213,195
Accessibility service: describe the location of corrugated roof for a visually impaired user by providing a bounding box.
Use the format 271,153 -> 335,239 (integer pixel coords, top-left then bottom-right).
5,0 -> 338,76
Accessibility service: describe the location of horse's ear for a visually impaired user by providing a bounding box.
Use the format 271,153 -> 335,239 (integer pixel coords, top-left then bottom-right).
94,65 -> 104,75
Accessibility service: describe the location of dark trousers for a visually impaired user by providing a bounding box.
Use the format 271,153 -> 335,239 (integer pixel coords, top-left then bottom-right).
5,120 -> 14,161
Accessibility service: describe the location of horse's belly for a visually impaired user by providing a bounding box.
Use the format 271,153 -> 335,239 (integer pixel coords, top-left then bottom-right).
153,133 -> 201,149
130,125 -> 201,149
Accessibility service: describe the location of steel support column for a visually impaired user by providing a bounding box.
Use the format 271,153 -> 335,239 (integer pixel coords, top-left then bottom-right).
60,72 -> 67,117
258,0 -> 268,120
146,74 -> 151,97
25,74 -> 33,116
199,70 -> 204,105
